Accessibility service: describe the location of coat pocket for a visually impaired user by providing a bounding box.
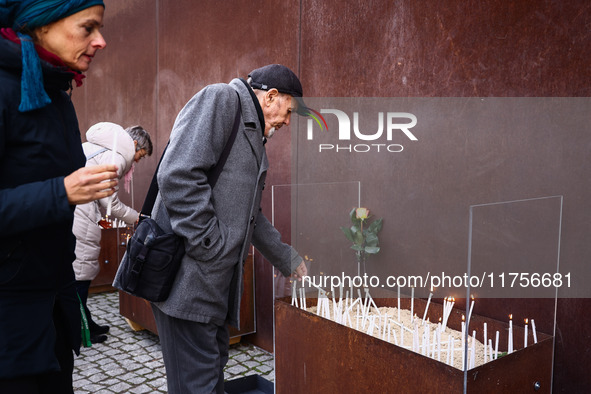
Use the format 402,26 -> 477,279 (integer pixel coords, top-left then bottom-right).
195,219 -> 229,263
0,238 -> 25,285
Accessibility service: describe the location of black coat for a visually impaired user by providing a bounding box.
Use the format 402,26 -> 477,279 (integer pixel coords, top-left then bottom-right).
0,35 -> 86,378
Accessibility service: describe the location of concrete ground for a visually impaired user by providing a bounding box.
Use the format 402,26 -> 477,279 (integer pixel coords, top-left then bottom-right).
73,291 -> 274,393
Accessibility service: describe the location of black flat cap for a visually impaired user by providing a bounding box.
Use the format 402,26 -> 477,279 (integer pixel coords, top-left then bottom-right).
248,64 -> 308,115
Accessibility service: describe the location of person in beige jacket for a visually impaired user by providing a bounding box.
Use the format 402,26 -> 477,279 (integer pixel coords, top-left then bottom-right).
73,122 -> 152,343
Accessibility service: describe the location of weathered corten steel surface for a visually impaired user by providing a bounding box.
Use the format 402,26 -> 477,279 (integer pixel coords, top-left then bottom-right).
275,297 -> 553,393
300,0 -> 590,97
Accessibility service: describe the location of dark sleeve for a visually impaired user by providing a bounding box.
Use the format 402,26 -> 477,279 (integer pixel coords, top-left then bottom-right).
0,107 -> 73,237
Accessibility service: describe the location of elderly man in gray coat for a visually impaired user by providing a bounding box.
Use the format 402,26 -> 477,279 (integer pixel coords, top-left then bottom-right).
150,64 -> 308,393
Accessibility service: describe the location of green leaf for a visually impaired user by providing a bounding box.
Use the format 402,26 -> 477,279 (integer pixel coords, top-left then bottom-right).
368,218 -> 383,233
365,232 -> 379,246
365,246 -> 380,254
341,226 -> 355,243
352,229 -> 364,245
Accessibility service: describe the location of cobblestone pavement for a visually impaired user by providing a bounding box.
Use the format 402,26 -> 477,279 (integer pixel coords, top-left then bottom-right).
73,291 -> 274,393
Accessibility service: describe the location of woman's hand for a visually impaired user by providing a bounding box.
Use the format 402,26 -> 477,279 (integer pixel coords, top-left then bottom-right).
64,164 -> 118,205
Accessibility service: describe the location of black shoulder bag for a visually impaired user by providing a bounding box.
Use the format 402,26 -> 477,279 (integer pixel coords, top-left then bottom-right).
114,96 -> 242,302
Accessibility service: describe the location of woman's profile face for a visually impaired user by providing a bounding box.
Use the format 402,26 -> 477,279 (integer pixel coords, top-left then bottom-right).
34,5 -> 106,72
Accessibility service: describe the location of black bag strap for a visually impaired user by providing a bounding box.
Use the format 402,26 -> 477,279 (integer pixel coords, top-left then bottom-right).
140,93 -> 242,218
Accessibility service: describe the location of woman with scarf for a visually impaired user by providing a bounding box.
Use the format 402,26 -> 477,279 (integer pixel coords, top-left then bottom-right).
72,123 -> 152,344
0,1 -> 114,392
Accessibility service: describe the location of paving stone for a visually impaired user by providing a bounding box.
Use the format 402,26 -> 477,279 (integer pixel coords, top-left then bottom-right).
129,384 -> 154,393
73,291 -> 275,392
225,364 -> 249,375
243,360 -> 262,369
232,352 -> 252,363
256,364 -> 273,374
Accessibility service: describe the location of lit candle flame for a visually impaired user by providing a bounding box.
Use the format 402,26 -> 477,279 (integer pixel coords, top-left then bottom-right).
509,314 -> 513,320
525,318 -> 528,324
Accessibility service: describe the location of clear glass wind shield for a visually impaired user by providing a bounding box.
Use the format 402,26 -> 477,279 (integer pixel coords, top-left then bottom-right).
271,181 -> 361,299
461,195 -> 561,389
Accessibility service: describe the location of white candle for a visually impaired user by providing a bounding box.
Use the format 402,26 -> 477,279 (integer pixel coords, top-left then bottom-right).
442,297 -> 455,331
368,291 -> 379,315
323,297 -> 330,319
397,286 -> 401,322
447,336 -> 452,365
483,322 -> 488,363
508,315 -> 513,354
442,297 -> 448,330
531,319 -> 538,344
422,287 -> 433,325
495,330 -> 499,359
524,319 -> 528,348
303,288 -> 307,309
331,284 -> 337,317
410,287 -> 415,324
467,296 -> 475,328
450,337 -> 455,367
471,330 -> 476,369
413,322 -> 419,352
316,289 -> 322,316
291,282 -> 297,307
461,316 -> 466,370
344,291 -> 349,312
423,324 -> 429,356
436,325 -> 441,361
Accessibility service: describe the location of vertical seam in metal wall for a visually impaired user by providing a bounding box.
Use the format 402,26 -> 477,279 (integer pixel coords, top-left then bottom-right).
292,0 -> 303,249
294,0 -> 302,185
297,0 -> 302,77
155,0 -> 160,156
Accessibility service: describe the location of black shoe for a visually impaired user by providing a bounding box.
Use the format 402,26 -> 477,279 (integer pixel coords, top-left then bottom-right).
89,322 -> 110,336
90,334 -> 108,344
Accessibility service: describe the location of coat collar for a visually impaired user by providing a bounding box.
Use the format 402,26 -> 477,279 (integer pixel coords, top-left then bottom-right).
230,78 -> 267,166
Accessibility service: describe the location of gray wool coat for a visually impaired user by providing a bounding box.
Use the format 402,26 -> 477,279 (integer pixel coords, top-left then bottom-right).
151,78 -> 301,328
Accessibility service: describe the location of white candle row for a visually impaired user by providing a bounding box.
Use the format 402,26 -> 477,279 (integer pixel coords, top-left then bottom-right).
291,283 -> 540,369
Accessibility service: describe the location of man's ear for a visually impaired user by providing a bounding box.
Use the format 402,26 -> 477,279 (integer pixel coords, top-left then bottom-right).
265,88 -> 279,106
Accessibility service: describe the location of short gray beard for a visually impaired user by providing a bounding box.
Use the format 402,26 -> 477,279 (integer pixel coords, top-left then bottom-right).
266,127 -> 276,139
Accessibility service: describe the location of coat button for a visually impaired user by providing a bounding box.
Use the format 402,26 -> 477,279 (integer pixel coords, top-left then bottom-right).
250,216 -> 255,223
204,238 -> 211,247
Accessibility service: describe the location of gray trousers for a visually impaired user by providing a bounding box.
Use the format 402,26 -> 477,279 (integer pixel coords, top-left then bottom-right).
151,305 -> 229,394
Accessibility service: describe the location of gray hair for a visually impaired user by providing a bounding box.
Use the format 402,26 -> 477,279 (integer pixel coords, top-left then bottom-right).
125,125 -> 153,156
